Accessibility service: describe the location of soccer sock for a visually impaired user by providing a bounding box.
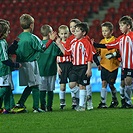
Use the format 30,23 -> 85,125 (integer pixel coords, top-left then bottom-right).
119,86 -> 125,99
111,90 -> 117,101
79,90 -> 87,107
10,92 -> 15,108
86,84 -> 92,101
101,88 -> 107,103
59,90 -> 65,100
47,91 -> 54,108
18,86 -> 32,106
70,86 -> 79,99
0,97 -> 3,109
40,91 -> 46,109
125,85 -> 132,105
3,87 -> 10,111
32,86 -> 40,109
75,86 -> 79,99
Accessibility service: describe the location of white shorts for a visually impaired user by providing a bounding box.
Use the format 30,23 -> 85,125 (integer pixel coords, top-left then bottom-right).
19,61 -> 41,87
0,73 -> 14,90
39,75 -> 56,91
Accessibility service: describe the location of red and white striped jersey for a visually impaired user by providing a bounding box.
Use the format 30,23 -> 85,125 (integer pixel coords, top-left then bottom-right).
65,37 -> 93,65
85,35 -> 96,55
106,31 -> 133,69
57,41 -> 72,63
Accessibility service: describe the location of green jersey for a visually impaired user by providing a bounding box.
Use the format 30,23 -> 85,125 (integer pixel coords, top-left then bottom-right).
16,32 -> 44,62
37,40 -> 63,76
0,39 -> 11,76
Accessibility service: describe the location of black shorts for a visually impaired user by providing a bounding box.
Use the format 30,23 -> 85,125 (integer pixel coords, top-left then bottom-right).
101,67 -> 118,85
58,62 -> 76,84
72,65 -> 90,86
123,68 -> 133,78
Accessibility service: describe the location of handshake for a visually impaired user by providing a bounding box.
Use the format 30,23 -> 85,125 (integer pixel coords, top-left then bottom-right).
105,52 -> 117,59
8,39 -> 18,54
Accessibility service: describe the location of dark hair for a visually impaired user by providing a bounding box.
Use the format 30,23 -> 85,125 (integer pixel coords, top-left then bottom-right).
101,21 -> 113,31
75,22 -> 89,35
70,18 -> 81,24
119,15 -> 133,29
0,19 -> 10,26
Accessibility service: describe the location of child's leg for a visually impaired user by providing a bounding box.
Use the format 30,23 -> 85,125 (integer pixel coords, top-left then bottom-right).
109,84 -> 119,108
17,86 -> 32,107
10,91 -> 15,109
59,84 -> 66,109
47,91 -> 54,111
97,80 -> 107,108
69,82 -> 79,109
40,90 -> 46,110
79,88 -> 86,108
31,86 -> 40,110
2,87 -> 10,111
86,84 -> 93,110
0,97 -> 3,110
76,85 -> 86,111
46,76 -> 56,111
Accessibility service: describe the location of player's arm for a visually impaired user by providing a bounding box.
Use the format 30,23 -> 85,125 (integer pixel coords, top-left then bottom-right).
2,60 -> 21,68
8,40 -> 18,55
93,38 -> 119,49
42,31 -> 57,51
93,53 -> 100,66
93,42 -> 107,48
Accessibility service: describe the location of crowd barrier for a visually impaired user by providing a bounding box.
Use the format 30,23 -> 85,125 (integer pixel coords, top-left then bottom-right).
12,67 -> 121,94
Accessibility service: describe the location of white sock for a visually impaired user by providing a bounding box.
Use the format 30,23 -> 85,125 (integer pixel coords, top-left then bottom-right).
111,90 -> 117,100
79,90 -> 87,107
119,86 -> 125,99
86,84 -> 92,96
101,88 -> 107,103
75,86 -> 79,99
59,90 -> 65,100
125,85 -> 132,105
70,86 -> 79,99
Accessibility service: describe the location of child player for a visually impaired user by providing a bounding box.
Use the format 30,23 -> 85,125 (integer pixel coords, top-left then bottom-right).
57,25 -> 73,109
94,16 -> 133,108
38,24 -> 63,112
56,22 -> 93,111
0,21 -> 21,114
96,22 -> 120,108
12,14 -> 57,113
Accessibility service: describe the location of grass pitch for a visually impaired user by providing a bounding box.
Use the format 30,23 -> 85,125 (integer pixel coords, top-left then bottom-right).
0,93 -> 133,133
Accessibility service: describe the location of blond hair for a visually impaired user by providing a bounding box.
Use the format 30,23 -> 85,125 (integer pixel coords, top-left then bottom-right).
58,25 -> 69,33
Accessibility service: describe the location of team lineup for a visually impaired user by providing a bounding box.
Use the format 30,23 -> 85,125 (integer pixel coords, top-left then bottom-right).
0,13 -> 133,114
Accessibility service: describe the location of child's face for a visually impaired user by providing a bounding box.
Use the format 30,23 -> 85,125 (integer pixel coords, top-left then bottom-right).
58,29 -> 69,41
74,27 -> 84,39
119,22 -> 130,34
101,26 -> 112,38
70,22 -> 77,35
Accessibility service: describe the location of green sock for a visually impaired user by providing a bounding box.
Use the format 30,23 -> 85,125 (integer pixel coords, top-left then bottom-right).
10,92 -> 15,108
32,86 -> 39,109
3,87 -> 10,111
47,91 -> 54,108
40,91 -> 46,109
0,97 -> 3,109
18,86 -> 32,106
